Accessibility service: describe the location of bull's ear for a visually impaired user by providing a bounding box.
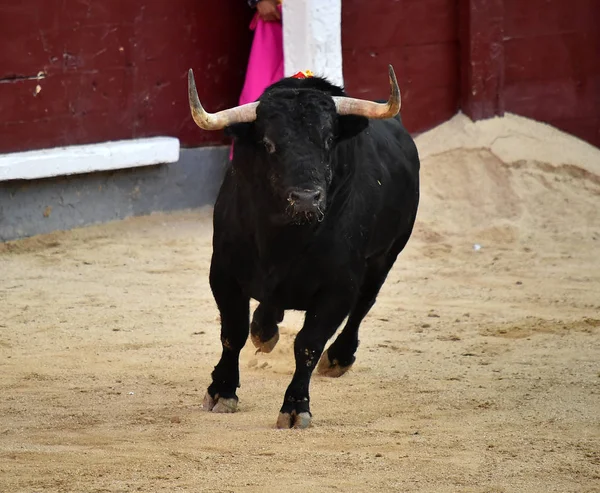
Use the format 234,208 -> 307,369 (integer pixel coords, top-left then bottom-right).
337,115 -> 369,141
224,122 -> 254,141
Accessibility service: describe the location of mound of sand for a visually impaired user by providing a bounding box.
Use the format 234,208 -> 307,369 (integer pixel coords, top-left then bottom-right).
412,112 -> 600,247
416,112 -> 600,175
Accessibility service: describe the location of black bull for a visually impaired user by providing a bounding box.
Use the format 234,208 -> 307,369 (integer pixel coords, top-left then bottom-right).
187,66 -> 420,429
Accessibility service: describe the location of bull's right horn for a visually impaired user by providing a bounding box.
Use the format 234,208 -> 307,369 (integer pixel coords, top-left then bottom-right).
188,69 -> 258,130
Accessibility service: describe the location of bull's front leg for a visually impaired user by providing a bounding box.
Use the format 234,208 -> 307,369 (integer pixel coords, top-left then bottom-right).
203,258 -> 249,413
251,302 -> 284,354
276,288 -> 354,429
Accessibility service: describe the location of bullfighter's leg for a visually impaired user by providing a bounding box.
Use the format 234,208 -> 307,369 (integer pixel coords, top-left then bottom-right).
276,288 -> 354,429
318,234 -> 412,378
203,259 -> 249,414
251,303 -> 284,353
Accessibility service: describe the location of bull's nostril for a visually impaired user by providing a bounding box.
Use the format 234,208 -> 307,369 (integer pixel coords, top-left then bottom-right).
288,189 -> 321,203
287,188 -> 324,214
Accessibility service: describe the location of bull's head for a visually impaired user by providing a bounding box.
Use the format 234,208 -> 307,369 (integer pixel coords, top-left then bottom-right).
187,66 -> 401,225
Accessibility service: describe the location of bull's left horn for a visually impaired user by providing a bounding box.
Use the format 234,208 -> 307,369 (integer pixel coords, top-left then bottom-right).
188,69 -> 258,130
332,65 -> 401,119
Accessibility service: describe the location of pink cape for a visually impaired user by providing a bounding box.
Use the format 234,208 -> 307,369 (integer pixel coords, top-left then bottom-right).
230,7 -> 284,160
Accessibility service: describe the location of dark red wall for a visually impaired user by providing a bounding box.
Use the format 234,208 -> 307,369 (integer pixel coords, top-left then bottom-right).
342,0 -> 460,134
1,0 -> 599,155
344,0 -> 600,147
0,0 -> 252,154
503,0 -> 600,146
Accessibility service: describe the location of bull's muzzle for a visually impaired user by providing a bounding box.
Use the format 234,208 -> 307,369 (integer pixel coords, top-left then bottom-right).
286,187 -> 325,223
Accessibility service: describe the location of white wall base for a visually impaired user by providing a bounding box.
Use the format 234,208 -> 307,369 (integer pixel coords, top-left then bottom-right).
0,137 -> 180,181
283,0 -> 343,87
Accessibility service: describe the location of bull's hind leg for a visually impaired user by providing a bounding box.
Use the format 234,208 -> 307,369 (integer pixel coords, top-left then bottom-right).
317,262 -> 389,377
203,259 -> 249,413
318,235 -> 412,378
250,303 -> 283,353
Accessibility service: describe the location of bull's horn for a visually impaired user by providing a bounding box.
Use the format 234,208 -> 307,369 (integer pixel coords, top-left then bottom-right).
332,65 -> 401,119
188,69 -> 258,130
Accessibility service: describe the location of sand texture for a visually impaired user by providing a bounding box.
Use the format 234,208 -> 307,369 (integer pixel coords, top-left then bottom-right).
1,114 -> 599,492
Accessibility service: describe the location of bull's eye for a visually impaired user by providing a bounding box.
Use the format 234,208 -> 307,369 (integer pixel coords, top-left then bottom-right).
263,137 -> 276,154
325,136 -> 334,149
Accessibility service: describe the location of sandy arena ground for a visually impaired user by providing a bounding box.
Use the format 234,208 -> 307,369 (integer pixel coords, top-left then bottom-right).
1,114 -> 599,492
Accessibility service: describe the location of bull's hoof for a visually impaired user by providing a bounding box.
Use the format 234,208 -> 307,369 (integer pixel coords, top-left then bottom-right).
276,411 -> 312,429
316,351 -> 354,378
251,331 -> 279,354
201,392 -> 238,413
